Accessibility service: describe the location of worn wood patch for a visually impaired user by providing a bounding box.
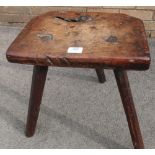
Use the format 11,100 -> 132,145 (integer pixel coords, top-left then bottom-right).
6,11 -> 150,70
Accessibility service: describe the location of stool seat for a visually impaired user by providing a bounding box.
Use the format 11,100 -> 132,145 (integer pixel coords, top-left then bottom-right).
6,11 -> 150,70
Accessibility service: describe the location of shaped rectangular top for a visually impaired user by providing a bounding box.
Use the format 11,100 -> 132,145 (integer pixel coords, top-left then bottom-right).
6,11 -> 150,70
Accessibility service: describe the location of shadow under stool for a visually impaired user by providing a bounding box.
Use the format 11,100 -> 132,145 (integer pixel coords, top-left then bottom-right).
6,11 -> 151,149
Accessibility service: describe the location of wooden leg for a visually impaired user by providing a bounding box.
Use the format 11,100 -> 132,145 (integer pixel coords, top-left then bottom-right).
95,68 -> 106,83
114,69 -> 144,149
25,66 -> 48,137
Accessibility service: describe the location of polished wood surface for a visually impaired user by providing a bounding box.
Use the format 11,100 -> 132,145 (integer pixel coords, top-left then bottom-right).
114,69 -> 144,149
6,11 -> 150,70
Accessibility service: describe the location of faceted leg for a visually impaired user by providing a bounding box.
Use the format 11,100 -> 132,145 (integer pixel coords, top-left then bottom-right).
25,66 -> 48,137
95,68 -> 106,83
114,69 -> 144,149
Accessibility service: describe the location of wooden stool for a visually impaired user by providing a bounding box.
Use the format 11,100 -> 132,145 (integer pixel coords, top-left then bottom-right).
6,11 -> 150,149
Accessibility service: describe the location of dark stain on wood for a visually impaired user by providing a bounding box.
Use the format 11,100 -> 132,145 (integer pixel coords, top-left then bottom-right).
90,26 -> 97,30
105,35 -> 118,43
6,11 -> 150,70
37,34 -> 53,42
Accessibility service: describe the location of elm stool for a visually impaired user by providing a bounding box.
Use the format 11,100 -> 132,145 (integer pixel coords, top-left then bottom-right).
6,11 -> 150,149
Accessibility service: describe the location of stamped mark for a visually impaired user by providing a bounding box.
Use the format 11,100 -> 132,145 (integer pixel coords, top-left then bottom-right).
37,34 -> 53,42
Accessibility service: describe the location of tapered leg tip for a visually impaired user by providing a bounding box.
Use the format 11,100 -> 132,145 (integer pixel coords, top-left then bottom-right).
134,144 -> 144,149
98,79 -> 106,83
25,130 -> 35,137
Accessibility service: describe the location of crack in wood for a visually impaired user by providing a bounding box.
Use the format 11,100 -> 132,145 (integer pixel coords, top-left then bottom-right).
55,15 -> 92,22
45,55 -> 54,65
62,57 -> 71,65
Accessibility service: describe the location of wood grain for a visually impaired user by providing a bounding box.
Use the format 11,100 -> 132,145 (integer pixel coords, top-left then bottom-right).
6,11 -> 150,70
114,69 -> 144,149
26,66 -> 48,137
